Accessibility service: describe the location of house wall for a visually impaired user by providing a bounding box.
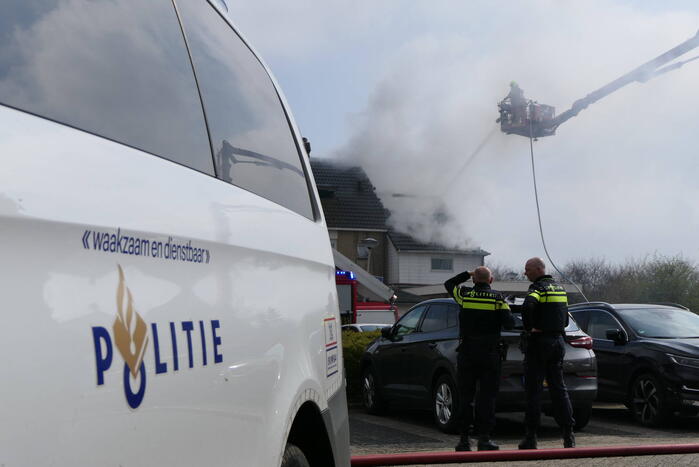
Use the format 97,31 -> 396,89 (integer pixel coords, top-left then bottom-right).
335,230 -> 388,280
397,252 -> 484,286
386,239 -> 400,284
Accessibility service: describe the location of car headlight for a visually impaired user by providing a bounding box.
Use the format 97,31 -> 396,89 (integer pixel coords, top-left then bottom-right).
668,354 -> 699,369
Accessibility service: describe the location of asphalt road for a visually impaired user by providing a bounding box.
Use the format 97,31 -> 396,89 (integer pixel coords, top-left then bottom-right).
349,402 -> 699,465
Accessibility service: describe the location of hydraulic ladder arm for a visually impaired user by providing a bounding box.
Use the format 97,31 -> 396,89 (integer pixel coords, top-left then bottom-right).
498,29 -> 699,138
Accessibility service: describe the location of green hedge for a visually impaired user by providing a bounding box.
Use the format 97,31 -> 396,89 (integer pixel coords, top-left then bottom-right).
342,330 -> 381,402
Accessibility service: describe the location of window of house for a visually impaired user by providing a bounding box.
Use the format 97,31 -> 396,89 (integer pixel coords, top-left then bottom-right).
431,257 -> 453,271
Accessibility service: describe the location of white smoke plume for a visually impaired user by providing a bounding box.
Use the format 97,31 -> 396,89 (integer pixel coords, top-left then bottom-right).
231,0 -> 699,266
332,3 -> 699,265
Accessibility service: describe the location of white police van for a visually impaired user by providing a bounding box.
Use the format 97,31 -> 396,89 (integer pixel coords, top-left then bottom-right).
0,1 -> 349,466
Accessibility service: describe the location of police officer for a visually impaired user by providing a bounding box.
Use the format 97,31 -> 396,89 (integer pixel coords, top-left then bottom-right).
444,266 -> 514,452
518,257 -> 575,450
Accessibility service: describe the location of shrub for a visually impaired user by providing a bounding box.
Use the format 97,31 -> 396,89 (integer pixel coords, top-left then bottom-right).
342,330 -> 381,402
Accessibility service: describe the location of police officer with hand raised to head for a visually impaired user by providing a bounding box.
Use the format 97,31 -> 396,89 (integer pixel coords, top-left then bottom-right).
445,266 -> 514,452
519,257 -> 575,450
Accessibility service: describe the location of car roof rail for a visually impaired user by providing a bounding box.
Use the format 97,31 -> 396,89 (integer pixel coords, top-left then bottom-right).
568,301 -> 614,311
649,302 -> 690,310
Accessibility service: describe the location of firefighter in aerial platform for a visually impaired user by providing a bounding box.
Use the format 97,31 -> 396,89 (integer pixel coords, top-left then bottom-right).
445,266 -> 515,452
519,257 -> 576,449
507,81 -> 526,125
508,81 -> 525,106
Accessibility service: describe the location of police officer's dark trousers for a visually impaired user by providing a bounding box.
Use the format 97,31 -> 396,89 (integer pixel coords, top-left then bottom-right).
523,334 -> 574,432
457,338 -> 501,437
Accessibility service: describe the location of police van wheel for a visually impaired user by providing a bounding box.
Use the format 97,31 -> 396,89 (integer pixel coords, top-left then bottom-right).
433,374 -> 459,433
281,443 -> 310,467
362,367 -> 387,414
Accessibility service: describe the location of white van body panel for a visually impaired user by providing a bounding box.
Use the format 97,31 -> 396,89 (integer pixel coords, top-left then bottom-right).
0,106 -> 344,466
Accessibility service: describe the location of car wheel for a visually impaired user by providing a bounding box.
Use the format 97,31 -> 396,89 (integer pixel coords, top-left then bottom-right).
433,374 -> 459,433
573,404 -> 592,431
281,443 -> 310,467
630,373 -> 670,426
362,366 -> 386,414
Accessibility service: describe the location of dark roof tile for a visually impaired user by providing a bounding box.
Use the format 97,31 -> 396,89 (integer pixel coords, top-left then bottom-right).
310,159 -> 388,230
388,230 -> 489,255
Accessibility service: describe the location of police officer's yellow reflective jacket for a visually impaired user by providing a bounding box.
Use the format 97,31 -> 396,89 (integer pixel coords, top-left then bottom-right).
522,275 -> 569,333
444,271 -> 514,343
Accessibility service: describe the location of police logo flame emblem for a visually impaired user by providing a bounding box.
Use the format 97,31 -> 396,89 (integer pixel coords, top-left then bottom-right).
113,265 -> 149,378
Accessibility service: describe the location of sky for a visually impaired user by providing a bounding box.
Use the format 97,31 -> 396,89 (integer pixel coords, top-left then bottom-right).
228,0 -> 699,269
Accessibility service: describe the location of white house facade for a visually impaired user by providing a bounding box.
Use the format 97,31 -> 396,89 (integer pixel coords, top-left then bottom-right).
386,231 -> 489,287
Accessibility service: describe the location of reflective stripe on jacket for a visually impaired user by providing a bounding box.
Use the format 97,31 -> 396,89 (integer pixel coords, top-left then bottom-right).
444,271 -> 514,341
522,275 -> 569,332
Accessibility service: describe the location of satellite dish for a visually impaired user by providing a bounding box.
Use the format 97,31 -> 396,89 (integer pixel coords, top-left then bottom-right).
358,237 -> 379,249
357,237 -> 379,261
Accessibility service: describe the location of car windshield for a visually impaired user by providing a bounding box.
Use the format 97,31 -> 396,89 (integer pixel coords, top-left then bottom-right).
617,307 -> 699,338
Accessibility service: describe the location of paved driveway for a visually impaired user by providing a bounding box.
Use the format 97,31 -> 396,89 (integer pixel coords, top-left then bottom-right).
350,403 -> 699,465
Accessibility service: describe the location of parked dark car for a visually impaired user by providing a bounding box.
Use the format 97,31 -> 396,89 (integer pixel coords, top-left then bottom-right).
360,298 -> 597,432
569,302 -> 699,426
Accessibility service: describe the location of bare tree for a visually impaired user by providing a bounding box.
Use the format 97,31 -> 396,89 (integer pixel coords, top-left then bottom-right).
486,262 -> 523,281
562,254 -> 699,311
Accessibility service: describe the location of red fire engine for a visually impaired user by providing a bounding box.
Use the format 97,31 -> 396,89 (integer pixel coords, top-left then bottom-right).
335,270 -> 397,325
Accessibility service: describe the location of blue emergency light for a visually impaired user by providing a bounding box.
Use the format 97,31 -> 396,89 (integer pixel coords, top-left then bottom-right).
335,270 -> 356,280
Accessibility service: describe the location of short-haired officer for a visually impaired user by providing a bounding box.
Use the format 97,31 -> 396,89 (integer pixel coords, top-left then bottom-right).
519,257 -> 575,449
445,266 -> 514,451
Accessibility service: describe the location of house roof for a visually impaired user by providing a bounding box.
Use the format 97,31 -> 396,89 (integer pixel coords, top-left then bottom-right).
393,288 -> 425,304
388,230 -> 490,256
310,158 -> 388,230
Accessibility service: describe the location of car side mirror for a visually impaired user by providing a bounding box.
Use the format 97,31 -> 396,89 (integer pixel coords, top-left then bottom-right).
381,326 -> 392,339
381,326 -> 402,341
605,328 -> 627,345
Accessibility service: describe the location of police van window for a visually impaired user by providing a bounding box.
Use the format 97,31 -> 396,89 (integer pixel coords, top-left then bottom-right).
421,303 -> 450,333
176,1 -> 314,219
0,0 -> 213,174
